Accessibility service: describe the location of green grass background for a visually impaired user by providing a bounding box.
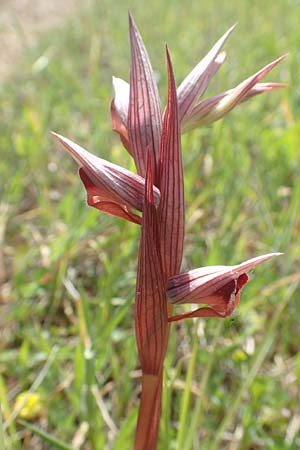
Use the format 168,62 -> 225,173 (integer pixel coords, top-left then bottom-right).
1,0 -> 300,448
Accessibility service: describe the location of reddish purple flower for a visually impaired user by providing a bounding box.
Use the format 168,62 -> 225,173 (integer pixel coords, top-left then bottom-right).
53,13 -> 285,450
181,56 -> 287,131
167,253 -> 282,322
51,131 -> 160,224
111,22 -> 286,146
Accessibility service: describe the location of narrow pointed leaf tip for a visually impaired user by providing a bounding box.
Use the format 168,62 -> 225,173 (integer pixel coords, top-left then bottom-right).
51,132 -> 160,223
177,24 -> 236,123
128,12 -> 162,182
167,253 -> 282,322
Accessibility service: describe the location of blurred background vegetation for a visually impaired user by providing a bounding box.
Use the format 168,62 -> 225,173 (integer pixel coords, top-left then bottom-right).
1,0 -> 299,449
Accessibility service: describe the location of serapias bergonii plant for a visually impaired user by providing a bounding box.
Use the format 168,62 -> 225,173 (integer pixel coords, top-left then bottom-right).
52,13 -> 285,450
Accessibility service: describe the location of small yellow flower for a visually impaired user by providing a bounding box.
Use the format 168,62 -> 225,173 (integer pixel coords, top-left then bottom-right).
232,348 -> 248,362
13,391 -> 43,420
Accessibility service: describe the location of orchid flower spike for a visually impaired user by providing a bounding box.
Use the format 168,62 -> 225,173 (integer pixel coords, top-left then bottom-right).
53,13 -> 285,450
111,22 -> 286,148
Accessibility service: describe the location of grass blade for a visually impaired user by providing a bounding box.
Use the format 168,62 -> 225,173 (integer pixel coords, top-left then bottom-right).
18,420 -> 73,450
176,329 -> 198,450
183,320 -> 224,450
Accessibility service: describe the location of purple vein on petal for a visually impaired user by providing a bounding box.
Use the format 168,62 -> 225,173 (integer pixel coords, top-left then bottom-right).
166,252 -> 282,304
207,54 -> 288,117
51,131 -> 160,212
128,12 -> 162,184
158,47 -> 185,281
177,25 -> 235,123
181,82 -> 287,133
182,54 -> 287,130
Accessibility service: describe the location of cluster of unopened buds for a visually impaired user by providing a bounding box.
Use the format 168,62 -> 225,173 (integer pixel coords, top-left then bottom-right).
53,13 -> 284,450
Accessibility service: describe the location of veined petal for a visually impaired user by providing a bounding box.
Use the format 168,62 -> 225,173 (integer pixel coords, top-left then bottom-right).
182,54 -> 287,130
182,83 -> 287,133
167,253 -> 282,318
177,26 -> 235,123
110,77 -> 131,153
168,275 -> 248,323
128,12 -> 162,183
158,48 -> 185,281
135,158 -> 168,375
169,306 -> 232,322
110,52 -> 227,142
79,169 -> 142,224
240,82 -> 288,101
52,132 -> 160,219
